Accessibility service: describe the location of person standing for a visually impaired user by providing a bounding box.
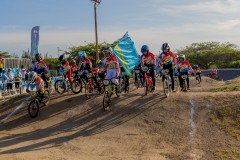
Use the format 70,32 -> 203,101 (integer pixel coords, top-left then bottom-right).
15,69 -> 22,89
7,69 -> 14,90
0,57 -> 3,77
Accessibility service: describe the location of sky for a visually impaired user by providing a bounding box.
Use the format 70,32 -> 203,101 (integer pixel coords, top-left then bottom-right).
0,0 -> 240,57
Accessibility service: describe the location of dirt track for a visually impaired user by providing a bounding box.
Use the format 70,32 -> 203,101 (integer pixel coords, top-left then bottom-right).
0,77 -> 239,160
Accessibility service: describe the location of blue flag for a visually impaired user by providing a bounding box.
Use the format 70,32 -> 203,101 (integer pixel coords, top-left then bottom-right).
31,26 -> 40,58
113,32 -> 139,76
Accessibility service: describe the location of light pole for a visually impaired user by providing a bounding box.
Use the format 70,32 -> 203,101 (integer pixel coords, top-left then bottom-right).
57,47 -> 64,58
91,0 -> 101,60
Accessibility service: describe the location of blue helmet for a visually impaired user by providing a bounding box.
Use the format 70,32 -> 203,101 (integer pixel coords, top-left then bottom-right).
161,43 -> 170,51
78,51 -> 87,59
141,45 -> 149,53
193,64 -> 198,69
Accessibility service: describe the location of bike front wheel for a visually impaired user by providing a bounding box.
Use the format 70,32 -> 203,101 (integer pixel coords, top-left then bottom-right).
54,80 -> 66,95
85,82 -> 93,99
163,78 -> 170,97
28,100 -> 39,118
103,91 -> 111,111
71,79 -> 82,94
144,80 -> 148,96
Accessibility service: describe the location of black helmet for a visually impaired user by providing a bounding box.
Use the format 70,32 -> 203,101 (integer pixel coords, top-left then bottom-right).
58,54 -> 65,61
35,53 -> 42,60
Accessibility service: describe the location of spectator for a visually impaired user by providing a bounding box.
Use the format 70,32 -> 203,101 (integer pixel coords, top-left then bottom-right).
0,57 -> 3,76
7,69 -> 14,90
1,70 -> 8,90
21,68 -> 26,81
15,69 -> 22,89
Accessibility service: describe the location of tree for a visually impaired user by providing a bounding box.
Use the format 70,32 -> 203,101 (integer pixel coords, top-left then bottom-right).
177,42 -> 240,69
0,51 -> 11,58
66,41 -> 118,65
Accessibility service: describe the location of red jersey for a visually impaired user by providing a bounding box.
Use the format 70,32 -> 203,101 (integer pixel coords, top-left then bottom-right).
61,60 -> 71,74
176,61 -> 193,73
159,51 -> 177,66
36,76 -> 44,90
71,64 -> 78,72
104,55 -> 120,75
141,52 -> 156,67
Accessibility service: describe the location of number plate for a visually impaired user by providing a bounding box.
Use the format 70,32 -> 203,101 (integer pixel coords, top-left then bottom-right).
182,75 -> 188,79
103,80 -> 110,86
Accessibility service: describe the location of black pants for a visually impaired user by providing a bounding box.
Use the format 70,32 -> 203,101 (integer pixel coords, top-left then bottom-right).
134,70 -> 144,85
15,82 -> 20,89
196,73 -> 201,82
120,74 -> 130,86
143,68 -> 155,87
41,73 -> 49,88
179,72 -> 189,89
7,82 -> 13,90
162,66 -> 174,90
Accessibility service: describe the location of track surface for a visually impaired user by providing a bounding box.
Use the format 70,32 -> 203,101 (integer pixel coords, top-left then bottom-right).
0,77 -> 239,160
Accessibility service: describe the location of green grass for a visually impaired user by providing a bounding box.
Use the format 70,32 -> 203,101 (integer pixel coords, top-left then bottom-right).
207,96 -> 240,140
214,149 -> 240,160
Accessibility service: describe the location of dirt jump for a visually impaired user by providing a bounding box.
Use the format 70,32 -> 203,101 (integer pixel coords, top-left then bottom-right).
0,77 -> 239,160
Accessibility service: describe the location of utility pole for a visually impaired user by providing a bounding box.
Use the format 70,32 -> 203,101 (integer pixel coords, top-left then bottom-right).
91,0 -> 101,60
57,47 -> 60,58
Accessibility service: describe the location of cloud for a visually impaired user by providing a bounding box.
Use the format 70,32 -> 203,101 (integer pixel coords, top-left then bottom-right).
151,0 -> 240,15
1,20 -> 240,57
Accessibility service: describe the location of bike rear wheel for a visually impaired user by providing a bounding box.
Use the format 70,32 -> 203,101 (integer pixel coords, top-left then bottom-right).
85,82 -> 93,99
182,80 -> 187,92
43,90 -> 50,106
71,79 -> 82,94
55,80 -> 66,95
28,100 -> 39,118
144,80 -> 148,96
163,78 -> 170,97
103,91 -> 110,111
135,78 -> 140,89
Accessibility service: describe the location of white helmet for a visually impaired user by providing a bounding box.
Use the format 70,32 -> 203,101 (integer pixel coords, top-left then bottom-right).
29,71 -> 37,82
178,54 -> 185,60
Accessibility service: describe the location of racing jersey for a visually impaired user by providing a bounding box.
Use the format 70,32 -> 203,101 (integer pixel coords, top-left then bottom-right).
79,58 -> 92,72
71,64 -> 78,72
104,55 -> 120,75
60,60 -> 71,74
34,60 -> 48,74
141,52 -> 156,68
176,61 -> 193,74
195,67 -> 201,73
35,76 -> 44,90
159,51 -> 177,67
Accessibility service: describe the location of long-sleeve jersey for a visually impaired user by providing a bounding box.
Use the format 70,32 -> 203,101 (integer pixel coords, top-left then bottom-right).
60,61 -> 71,74
176,61 -> 193,74
158,51 -> 177,66
79,58 -> 92,72
104,55 -> 120,75
35,76 -> 44,90
141,52 -> 156,68
34,60 -> 48,74
71,64 -> 78,72
194,67 -> 201,73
